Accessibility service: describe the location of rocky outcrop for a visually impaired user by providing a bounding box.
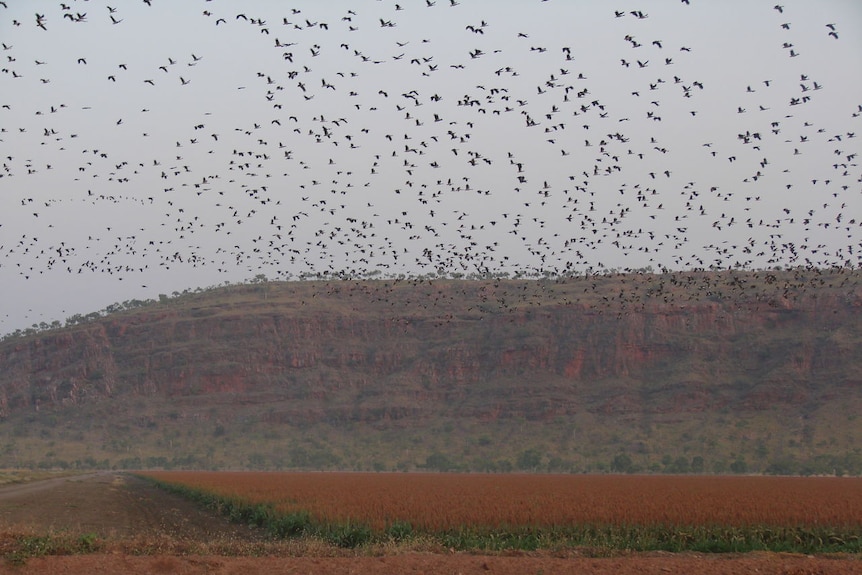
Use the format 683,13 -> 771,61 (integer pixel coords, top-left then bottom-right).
1,272 -> 860,425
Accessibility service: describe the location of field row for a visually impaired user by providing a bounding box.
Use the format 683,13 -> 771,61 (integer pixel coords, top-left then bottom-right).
140,472 -> 862,531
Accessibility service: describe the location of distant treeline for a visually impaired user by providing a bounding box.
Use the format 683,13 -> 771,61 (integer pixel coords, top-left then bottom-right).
13,450 -> 862,477
2,264 -> 856,342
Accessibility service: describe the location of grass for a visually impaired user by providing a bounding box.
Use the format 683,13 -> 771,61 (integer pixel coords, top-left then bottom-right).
2,508 -> 859,567
137,474 -> 862,555
0,531 -> 104,566
0,526 -> 366,566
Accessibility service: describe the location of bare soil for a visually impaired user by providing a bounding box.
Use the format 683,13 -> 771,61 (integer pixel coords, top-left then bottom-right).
1,472 -> 859,575
0,472 -> 264,541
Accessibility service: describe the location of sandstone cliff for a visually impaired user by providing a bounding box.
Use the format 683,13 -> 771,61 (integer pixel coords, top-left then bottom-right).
1,269 -> 860,472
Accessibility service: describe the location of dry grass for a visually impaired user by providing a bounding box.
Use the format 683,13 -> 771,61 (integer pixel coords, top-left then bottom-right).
0,469 -> 81,487
0,524 -> 448,563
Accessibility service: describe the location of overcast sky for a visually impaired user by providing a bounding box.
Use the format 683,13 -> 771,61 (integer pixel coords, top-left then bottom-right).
1,0 -> 860,335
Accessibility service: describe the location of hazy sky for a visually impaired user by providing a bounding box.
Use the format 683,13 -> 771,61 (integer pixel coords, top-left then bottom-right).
1,0 -> 860,335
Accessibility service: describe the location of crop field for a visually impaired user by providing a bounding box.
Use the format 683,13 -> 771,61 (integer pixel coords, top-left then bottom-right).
139,472 -> 862,553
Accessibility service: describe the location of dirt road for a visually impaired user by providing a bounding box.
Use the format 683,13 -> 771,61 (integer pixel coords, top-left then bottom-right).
1,472 -> 859,574
0,472 -> 264,540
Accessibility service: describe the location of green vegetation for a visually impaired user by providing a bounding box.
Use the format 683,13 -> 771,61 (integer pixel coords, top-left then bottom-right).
1,398 -> 861,475
4,533 -> 102,566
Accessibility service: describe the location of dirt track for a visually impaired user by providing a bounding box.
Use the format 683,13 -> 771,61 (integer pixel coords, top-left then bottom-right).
0,472 -> 859,574
0,472 -> 265,540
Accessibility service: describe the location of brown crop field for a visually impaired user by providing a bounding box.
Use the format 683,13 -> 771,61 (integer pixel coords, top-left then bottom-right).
3,472 -> 862,574
139,471 -> 862,555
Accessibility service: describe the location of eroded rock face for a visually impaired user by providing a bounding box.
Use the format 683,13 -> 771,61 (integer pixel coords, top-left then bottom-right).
1,273 -> 860,424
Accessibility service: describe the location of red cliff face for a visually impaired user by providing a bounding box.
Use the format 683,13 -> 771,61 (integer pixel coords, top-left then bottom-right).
1,325 -> 120,415
1,273 -> 860,424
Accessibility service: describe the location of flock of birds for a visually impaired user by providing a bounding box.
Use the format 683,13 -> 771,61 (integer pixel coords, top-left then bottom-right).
0,1 -> 860,334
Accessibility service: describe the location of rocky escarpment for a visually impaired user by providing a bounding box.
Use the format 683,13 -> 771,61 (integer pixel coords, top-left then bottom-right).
2,271 -> 860,427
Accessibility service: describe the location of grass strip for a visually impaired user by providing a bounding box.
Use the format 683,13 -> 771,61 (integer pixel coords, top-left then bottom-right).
1,533 -> 102,566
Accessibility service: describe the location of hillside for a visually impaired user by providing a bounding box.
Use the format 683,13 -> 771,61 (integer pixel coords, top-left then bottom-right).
1,268 -> 861,474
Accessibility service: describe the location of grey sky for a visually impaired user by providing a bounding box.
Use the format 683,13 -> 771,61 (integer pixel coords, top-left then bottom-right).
1,0 -> 860,335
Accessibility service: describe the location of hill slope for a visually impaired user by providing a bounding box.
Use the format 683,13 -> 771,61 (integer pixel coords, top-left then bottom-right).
1,269 -> 860,474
